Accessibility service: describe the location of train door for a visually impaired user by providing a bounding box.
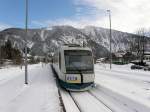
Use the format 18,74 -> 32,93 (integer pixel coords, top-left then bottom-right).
59,52 -> 61,70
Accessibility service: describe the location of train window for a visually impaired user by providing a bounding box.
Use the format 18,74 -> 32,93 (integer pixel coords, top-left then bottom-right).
64,50 -> 94,73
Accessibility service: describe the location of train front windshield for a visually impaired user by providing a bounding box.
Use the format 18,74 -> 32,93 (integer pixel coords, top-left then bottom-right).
65,50 -> 94,73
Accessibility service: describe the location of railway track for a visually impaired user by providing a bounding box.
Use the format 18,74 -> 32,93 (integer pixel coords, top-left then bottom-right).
58,88 -> 81,112
58,83 -> 150,112
59,85 -> 114,112
87,91 -> 114,112
68,91 -> 82,112
59,88 -> 113,112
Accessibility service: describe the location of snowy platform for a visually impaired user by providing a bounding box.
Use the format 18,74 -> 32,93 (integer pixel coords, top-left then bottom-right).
0,64 -> 61,112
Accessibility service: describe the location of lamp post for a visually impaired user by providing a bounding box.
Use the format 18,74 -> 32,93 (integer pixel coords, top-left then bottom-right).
107,10 -> 112,69
0,46 -> 1,66
25,0 -> 28,84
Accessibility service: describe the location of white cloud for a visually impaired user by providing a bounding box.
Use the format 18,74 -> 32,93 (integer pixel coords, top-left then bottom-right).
73,0 -> 150,33
0,23 -> 11,31
32,0 -> 150,33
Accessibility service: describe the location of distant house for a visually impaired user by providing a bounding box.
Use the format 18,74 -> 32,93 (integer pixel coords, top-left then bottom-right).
123,52 -> 136,62
96,58 -> 106,63
114,51 -> 126,62
113,50 -> 136,63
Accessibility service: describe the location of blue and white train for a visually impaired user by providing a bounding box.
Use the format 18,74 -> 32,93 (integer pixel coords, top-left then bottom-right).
52,44 -> 95,91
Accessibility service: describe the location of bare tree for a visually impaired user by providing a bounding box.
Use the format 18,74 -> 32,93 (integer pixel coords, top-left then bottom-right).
128,35 -> 137,54
135,28 -> 147,64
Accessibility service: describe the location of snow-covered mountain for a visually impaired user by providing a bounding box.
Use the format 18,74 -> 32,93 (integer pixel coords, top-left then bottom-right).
0,26 -> 146,58
82,26 -> 137,52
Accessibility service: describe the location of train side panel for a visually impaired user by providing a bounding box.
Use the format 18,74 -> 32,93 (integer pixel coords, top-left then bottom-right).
53,50 -> 65,82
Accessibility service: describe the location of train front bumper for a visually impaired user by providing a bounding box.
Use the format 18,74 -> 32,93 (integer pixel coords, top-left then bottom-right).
59,79 -> 95,91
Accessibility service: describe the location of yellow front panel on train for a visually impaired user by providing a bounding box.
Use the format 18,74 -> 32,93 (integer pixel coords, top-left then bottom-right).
66,75 -> 81,83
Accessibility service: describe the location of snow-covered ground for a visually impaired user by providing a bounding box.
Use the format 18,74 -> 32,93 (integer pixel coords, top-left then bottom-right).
0,63 -> 150,112
94,63 -> 150,112
0,63 -> 61,112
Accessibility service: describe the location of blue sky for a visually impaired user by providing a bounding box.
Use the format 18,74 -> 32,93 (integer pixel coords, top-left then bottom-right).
0,0 -> 150,32
0,0 -> 78,28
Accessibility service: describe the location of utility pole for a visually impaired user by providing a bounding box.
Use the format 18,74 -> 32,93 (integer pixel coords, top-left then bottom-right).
107,10 -> 112,69
25,0 -> 28,84
0,46 -> 1,66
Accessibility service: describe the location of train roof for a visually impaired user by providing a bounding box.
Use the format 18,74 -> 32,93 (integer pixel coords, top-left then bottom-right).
60,44 -> 92,51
